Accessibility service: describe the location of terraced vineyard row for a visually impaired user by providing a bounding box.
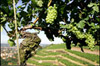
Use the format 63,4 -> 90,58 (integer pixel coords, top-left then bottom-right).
26,44 -> 99,66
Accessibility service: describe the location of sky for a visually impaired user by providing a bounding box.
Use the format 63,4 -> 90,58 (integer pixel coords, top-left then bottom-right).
1,0 -> 64,45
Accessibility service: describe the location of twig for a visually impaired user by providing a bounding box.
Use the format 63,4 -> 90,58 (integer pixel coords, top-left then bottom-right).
48,0 -> 52,7
33,17 -> 39,24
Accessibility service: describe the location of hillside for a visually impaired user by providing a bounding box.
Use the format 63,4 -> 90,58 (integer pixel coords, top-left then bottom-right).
26,44 -> 99,66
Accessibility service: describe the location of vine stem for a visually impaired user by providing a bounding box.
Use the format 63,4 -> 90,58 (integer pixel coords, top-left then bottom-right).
48,0 -> 52,7
13,0 -> 20,65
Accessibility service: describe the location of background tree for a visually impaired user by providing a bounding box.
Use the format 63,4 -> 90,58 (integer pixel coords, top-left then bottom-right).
0,0 -> 100,51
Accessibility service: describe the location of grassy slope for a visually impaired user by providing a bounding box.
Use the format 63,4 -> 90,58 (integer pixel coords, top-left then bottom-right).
27,43 -> 99,66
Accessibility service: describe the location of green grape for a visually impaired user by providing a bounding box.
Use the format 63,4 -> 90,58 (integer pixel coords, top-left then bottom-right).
8,39 -> 16,47
37,0 -> 43,7
72,27 -> 78,31
85,34 -> 95,50
46,4 -> 57,24
68,24 -> 95,50
66,24 -> 73,29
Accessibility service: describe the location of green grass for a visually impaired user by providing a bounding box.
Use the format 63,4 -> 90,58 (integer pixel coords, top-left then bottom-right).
46,43 -> 66,49
28,50 -> 94,66
82,45 -> 100,50
38,50 -> 93,66
27,54 -> 78,66
62,54 -> 93,66
36,50 -> 60,56
33,56 -> 56,60
66,49 -> 99,63
57,58 -> 78,66
27,58 -> 57,66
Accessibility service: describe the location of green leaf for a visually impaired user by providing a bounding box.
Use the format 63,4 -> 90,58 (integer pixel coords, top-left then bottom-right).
8,39 -> 16,47
17,21 -> 21,27
96,17 -> 100,22
71,18 -> 74,22
60,24 -> 67,28
92,5 -> 99,12
88,3 -> 97,7
84,17 -> 89,21
77,20 -> 85,29
17,6 -> 22,9
88,3 -> 95,7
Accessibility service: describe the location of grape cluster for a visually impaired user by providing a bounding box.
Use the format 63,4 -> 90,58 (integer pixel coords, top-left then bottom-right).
37,0 -> 43,7
65,24 -> 95,50
46,4 -> 57,24
85,34 -> 95,50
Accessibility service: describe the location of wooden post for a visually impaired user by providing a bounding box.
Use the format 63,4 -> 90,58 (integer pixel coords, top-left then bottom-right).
13,0 -> 20,65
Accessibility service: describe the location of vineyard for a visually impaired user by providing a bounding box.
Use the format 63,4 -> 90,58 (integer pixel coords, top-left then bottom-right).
1,44 -> 99,66
26,44 -> 99,66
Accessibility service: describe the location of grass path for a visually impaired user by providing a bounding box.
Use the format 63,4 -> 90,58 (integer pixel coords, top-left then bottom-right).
71,47 -> 99,55
27,63 -> 37,66
30,57 -> 65,66
46,49 -> 99,66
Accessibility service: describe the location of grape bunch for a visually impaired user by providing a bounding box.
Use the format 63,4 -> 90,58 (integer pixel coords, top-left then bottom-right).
66,24 -> 95,50
37,0 -> 43,7
85,34 -> 95,50
46,4 -> 57,24
75,31 -> 85,39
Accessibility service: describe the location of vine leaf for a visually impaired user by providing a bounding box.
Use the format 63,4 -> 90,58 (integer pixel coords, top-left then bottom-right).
92,5 -> 99,12
88,3 -> 95,7
77,20 -> 85,29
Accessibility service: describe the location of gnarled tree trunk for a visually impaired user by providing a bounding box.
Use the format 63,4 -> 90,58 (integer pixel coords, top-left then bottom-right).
19,32 -> 41,66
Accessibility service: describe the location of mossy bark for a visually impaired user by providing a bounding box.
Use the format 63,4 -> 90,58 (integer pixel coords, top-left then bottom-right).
19,32 -> 41,66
